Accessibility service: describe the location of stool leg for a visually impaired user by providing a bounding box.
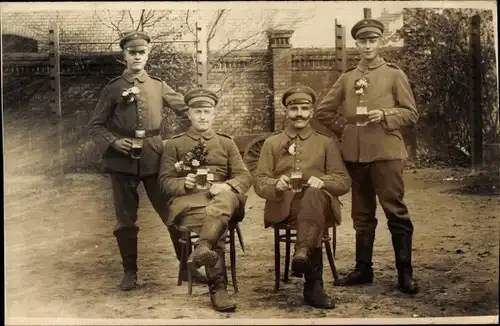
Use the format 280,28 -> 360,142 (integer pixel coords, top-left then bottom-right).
284,229 -> 291,282
324,238 -> 339,282
187,235 -> 193,295
332,225 -> 337,258
274,228 -> 280,292
177,237 -> 187,286
229,227 -> 238,293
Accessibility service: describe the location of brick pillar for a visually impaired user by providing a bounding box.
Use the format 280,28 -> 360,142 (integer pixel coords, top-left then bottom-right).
267,29 -> 294,131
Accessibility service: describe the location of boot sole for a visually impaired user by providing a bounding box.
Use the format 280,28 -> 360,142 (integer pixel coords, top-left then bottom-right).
291,256 -> 308,274
120,283 -> 137,291
190,250 -> 218,268
214,304 -> 236,312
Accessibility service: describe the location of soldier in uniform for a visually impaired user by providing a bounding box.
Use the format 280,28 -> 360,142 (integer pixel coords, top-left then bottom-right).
314,18 -> 420,294
158,88 -> 252,312
88,31 -> 206,291
254,86 -> 351,309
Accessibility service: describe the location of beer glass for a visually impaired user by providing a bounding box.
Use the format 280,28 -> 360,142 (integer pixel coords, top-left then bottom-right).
195,168 -> 209,190
290,171 -> 304,193
356,106 -> 369,126
130,130 -> 145,159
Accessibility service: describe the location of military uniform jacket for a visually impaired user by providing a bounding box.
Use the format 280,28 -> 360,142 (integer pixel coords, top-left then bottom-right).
158,128 -> 253,224
315,57 -> 419,163
254,124 -> 351,228
88,70 -> 189,176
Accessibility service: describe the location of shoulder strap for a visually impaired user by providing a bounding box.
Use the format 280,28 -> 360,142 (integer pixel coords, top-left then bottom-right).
387,62 -> 402,70
215,131 -> 233,139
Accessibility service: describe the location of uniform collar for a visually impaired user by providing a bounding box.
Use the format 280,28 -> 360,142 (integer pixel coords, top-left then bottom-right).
357,56 -> 386,72
122,69 -> 147,83
284,123 -> 313,140
186,127 -> 215,140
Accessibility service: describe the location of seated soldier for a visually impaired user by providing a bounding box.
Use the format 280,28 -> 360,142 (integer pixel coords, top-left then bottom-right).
254,86 -> 351,309
158,88 -> 252,312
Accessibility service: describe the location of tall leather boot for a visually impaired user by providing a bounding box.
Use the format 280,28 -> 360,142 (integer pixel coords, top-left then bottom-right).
303,248 -> 335,309
116,236 -> 138,291
188,217 -> 227,269
167,226 -> 208,284
392,234 -> 419,294
292,220 -> 321,276
335,233 -> 374,286
206,250 -> 236,312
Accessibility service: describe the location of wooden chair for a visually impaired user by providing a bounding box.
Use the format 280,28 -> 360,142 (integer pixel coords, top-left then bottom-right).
273,221 -> 339,291
176,223 -> 244,295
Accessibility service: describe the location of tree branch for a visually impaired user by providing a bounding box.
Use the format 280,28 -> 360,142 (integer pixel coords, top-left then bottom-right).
207,9 -> 226,43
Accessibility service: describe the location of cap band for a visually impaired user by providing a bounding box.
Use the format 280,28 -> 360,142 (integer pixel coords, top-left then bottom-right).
188,96 -> 216,107
285,92 -> 313,106
355,26 -> 382,38
123,39 -> 149,50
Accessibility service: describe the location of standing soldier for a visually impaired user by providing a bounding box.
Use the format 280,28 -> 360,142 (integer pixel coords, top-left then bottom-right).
158,88 -> 252,312
88,31 -> 204,291
254,86 -> 351,309
314,18 -> 419,294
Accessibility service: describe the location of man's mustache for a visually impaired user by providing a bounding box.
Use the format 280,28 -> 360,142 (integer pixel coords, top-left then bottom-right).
290,116 -> 309,121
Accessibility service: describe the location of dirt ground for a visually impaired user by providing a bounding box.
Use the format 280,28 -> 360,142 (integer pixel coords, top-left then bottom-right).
3,167 -> 499,320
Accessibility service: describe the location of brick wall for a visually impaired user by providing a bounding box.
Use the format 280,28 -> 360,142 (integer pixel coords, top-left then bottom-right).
1,10 -> 191,53
2,28 -> 408,173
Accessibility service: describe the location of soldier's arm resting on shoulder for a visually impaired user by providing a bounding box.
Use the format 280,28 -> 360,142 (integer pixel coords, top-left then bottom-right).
224,139 -> 253,194
88,85 -> 119,154
380,69 -> 419,131
254,139 -> 283,201
161,82 -> 191,130
320,137 -> 352,196
315,74 -> 348,139
158,140 -> 188,198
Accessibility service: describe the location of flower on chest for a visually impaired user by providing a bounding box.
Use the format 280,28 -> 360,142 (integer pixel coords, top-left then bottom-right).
121,86 -> 140,103
175,139 -> 209,173
354,77 -> 369,95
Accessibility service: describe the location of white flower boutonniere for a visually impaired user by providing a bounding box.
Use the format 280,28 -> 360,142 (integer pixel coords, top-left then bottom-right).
122,86 -> 140,103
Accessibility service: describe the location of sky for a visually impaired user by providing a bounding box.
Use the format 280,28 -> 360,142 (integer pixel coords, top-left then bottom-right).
1,1 -> 498,50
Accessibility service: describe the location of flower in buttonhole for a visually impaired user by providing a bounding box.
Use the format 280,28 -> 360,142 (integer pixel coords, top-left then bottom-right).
122,90 -> 130,97
174,161 -> 184,172
354,77 -> 369,96
191,159 -> 200,167
130,86 -> 140,95
288,143 -> 296,155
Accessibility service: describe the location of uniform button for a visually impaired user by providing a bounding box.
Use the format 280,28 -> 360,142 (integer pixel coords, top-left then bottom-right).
296,159 -> 300,163
296,167 -> 300,171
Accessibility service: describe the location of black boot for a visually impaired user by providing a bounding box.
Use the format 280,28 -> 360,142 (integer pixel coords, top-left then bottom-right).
335,233 -> 374,286
168,226 -> 209,284
206,250 -> 236,312
292,220 -> 321,276
116,236 -> 138,291
189,217 -> 227,269
392,234 -> 419,294
303,248 -> 335,309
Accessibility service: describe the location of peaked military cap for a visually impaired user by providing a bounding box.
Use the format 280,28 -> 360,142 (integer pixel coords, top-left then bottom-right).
281,85 -> 317,107
184,88 -> 219,108
120,31 -> 151,50
351,18 -> 385,39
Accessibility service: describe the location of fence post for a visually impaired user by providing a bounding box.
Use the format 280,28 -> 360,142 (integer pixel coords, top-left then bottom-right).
334,19 -> 347,72
469,14 -> 483,172
363,8 -> 372,19
195,22 -> 208,88
49,21 -> 64,179
48,21 -> 61,116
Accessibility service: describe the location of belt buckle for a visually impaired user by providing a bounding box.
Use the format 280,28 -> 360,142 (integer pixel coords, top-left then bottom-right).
135,130 -> 146,139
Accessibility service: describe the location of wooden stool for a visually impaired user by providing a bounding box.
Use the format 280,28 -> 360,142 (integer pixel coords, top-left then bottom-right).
273,222 -> 339,291
176,223 -> 244,295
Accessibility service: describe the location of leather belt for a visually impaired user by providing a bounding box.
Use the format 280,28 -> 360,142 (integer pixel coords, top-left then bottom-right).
111,126 -> 160,138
